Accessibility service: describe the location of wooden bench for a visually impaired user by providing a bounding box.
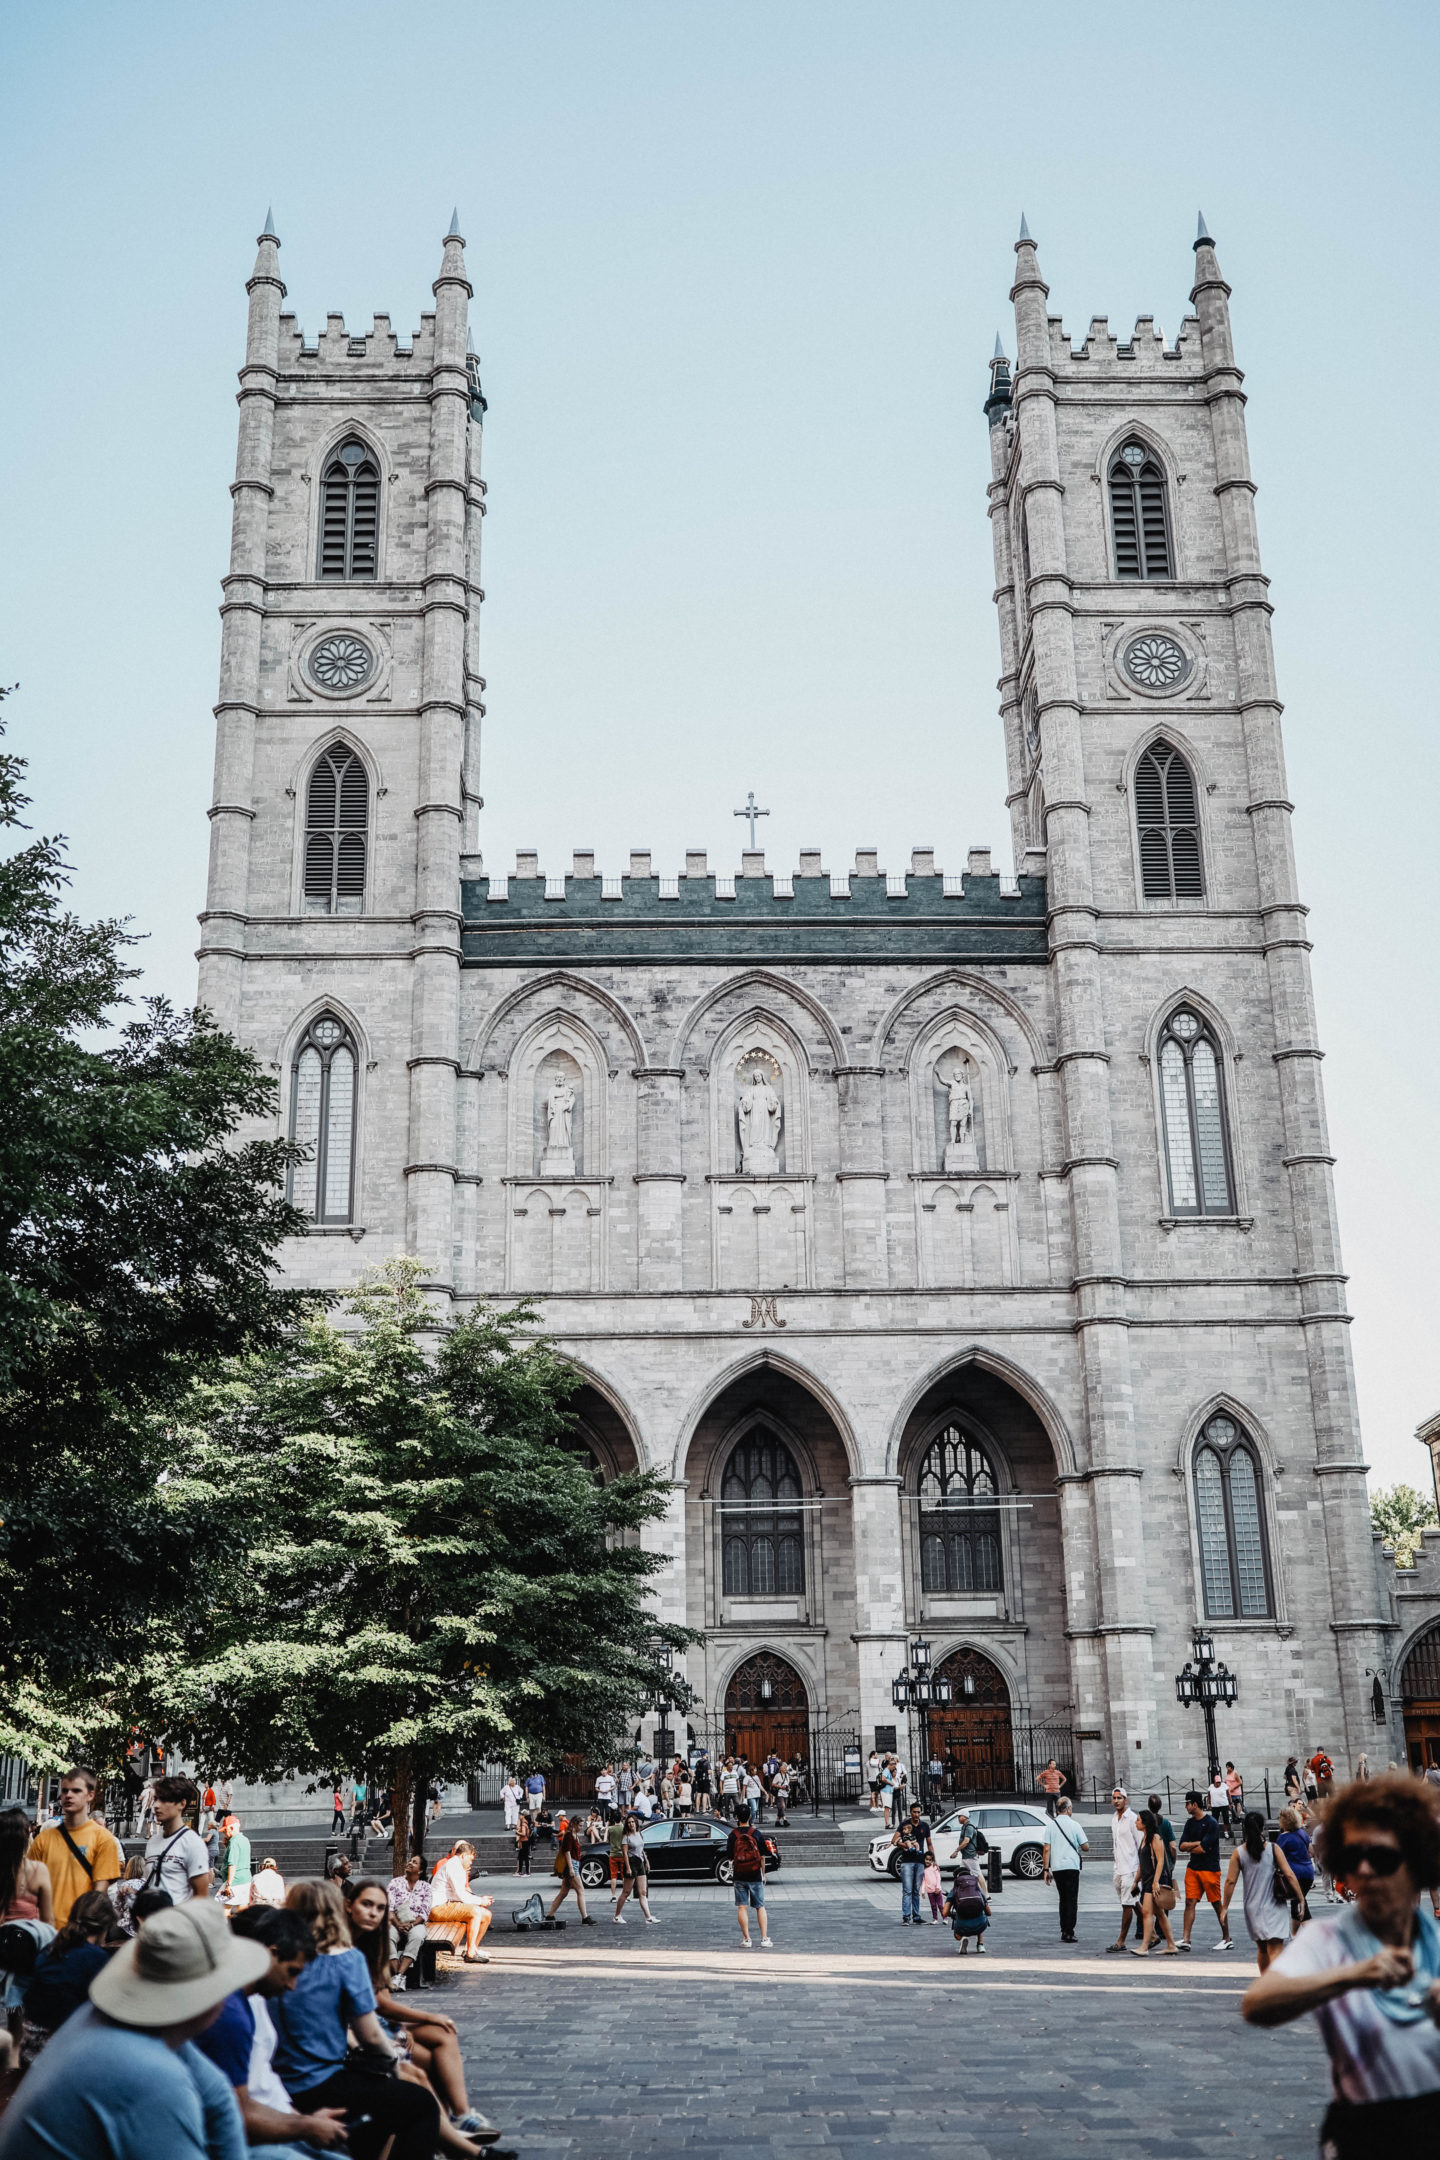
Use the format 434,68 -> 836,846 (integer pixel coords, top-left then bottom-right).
412,1918 -> 470,1989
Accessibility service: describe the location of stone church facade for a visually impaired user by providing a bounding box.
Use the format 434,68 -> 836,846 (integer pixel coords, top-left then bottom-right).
198,210 -> 1401,1792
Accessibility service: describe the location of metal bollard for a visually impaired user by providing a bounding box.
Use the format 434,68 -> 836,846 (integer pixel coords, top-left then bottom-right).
986,1846 -> 1003,1895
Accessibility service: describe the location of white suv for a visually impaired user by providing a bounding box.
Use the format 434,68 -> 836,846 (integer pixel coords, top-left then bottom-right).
867,1802 -> 1055,1881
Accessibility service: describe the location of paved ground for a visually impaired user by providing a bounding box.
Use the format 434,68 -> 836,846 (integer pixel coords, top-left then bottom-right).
436,1860 -> 1334,2159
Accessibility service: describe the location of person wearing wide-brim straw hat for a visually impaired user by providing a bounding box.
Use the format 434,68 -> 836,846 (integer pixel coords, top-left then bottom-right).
0,1901 -> 267,2158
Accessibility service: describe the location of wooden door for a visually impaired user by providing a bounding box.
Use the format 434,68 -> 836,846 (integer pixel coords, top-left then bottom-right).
724,1651 -> 810,1765
927,1645 -> 1016,1794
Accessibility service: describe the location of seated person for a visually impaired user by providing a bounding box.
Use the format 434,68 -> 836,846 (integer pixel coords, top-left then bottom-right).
429,1843 -> 493,1962
195,1904 -> 348,2155
17,1889 -> 117,2069
349,1879 -> 498,2145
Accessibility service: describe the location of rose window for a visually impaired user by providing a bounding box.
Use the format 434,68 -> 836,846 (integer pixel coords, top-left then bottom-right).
310,634 -> 375,692
1122,633 -> 1189,691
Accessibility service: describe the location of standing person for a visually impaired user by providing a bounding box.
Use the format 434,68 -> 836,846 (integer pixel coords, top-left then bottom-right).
1043,1797 -> 1089,1943
1129,1807 -> 1180,1958
595,1764 -> 618,1820
1310,1747 -> 1336,1800
330,1783 -> 346,1834
546,1817 -> 597,1927
772,1761 -> 791,1828
614,1815 -> 660,1926
1242,1775 -> 1440,2154
1106,1787 -> 1144,1953
606,1812 -> 626,1901
1276,1806 -> 1316,1926
430,1842 -> 494,1960
1177,1791 -> 1233,1951
143,1776 -> 214,1907
514,1812 -> 533,1875
742,1764 -> 765,1823
659,1767 -> 676,1818
1222,1809 -> 1304,1973
1038,1759 -> 1067,1817
954,1810 -> 980,1868
867,1750 -> 883,1814
879,1757 -> 897,1829
501,1774 -> 523,1832
1209,1768 -> 1232,1838
0,1899 -> 266,2160
1148,1793 -> 1178,1868
921,1853 -> 945,1923
26,1764 -> 122,1927
523,1767 -> 546,1817
727,1804 -> 771,1949
1225,1762 -> 1245,1821
692,1753 -> 711,1816
719,1760 -> 740,1821
221,1815 -> 253,1911
618,1760 -> 635,1814
386,1853 -> 434,1989
675,1767 -> 693,1818
891,1801 -> 935,1926
1284,1758 -> 1304,1806
1354,1754 -> 1370,1782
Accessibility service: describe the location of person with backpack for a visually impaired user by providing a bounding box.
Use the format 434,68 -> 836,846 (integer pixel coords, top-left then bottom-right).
727,1804 -> 771,1949
1043,1797 -> 1089,1942
545,1818 -> 597,1928
142,1776 -> 213,1907
944,1864 -> 991,1953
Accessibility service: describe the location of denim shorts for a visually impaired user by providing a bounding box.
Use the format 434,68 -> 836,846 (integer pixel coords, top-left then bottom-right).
734,1879 -> 766,1908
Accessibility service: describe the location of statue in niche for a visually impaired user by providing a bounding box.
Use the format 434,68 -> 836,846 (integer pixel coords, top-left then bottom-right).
937,1053 -> 980,1173
540,1069 -> 577,1176
736,1062 -> 782,1174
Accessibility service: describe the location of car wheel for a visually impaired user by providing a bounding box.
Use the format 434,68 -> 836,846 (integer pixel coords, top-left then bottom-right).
578,1859 -> 607,1890
715,1858 -> 735,1885
888,1852 -> 902,1880
1012,1842 -> 1045,1880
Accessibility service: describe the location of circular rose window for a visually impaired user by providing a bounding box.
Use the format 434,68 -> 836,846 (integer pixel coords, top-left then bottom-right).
1122,632 -> 1190,692
309,633 -> 375,693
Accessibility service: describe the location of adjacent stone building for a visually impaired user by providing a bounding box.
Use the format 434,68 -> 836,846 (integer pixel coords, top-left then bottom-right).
198,209 -> 1401,1792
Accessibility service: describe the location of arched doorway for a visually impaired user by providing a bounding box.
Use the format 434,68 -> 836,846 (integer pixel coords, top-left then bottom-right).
1402,1624 -> 1440,1771
725,1651 -> 810,1766
927,1646 -> 1015,1795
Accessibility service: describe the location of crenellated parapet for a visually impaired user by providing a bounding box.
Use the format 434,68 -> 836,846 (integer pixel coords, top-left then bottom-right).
275,309 -> 438,371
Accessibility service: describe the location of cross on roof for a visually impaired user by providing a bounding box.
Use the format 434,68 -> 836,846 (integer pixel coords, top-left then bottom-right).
733,792 -> 770,849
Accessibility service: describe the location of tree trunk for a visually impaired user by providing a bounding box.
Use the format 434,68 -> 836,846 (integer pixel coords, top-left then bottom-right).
391,1762 -> 412,1881
411,1777 -> 430,1867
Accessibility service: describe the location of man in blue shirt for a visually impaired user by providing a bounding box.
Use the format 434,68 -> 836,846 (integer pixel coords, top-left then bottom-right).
0,1902 -> 266,2160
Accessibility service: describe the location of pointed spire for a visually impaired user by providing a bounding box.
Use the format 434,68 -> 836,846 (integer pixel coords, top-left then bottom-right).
993,331 -> 1006,360
1018,211 -> 1032,243
261,205 -> 277,240
448,207 -> 462,238
1195,209 -> 1212,249
984,332 -> 1012,425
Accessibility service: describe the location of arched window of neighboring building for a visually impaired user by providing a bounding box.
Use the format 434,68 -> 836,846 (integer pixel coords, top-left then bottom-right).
1135,740 -> 1203,899
288,1012 -> 358,1225
1109,439 -> 1173,580
318,439 -> 380,580
1193,1413 -> 1273,1617
1158,1007 -> 1234,1216
917,1425 -> 1004,1595
721,1431 -> 804,1598
303,745 -> 368,915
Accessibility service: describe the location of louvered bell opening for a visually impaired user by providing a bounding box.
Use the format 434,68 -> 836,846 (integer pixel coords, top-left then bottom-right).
1140,829 -> 1174,899
1164,751 -> 1197,824
1171,828 -> 1203,897
303,832 -> 335,914
319,474 -> 350,579
348,466 -> 379,577
1138,466 -> 1172,578
306,755 -> 339,831
337,754 -> 368,828
1134,752 -> 1166,829
334,832 -> 366,914
1110,470 -> 1140,578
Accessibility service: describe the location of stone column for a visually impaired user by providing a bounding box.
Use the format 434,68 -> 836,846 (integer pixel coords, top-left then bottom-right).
835,1066 -> 889,1286
405,219 -> 471,1293
1193,227 -> 1385,1757
850,1475 -> 908,1747
634,1068 -> 685,1289
1010,225 -> 1156,1764
199,216 -> 281,1032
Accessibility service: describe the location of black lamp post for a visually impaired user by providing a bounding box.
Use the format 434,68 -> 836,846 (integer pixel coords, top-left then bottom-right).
1175,1627 -> 1239,1785
892,1637 -> 953,1804
649,1639 -> 677,1764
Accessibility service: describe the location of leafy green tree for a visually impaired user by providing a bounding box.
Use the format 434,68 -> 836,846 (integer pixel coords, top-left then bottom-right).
0,700 -> 308,1766
1371,1482 -> 1438,1570
145,1259 -> 691,1872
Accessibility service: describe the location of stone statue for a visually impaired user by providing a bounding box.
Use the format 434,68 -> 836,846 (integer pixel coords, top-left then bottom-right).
737,1066 -> 782,1174
540,1069 -> 577,1176
941,1059 -> 979,1173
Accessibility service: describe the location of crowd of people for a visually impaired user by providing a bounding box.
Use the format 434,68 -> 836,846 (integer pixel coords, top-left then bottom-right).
0,1770 -> 511,2159
500,1747 -> 806,1849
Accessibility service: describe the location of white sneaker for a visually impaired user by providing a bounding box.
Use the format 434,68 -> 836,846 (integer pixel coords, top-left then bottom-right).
613,1915 -> 626,1924
759,1938 -> 773,1949
1211,1939 -> 1233,1951
645,1914 -> 660,1925
391,1974 -> 408,1991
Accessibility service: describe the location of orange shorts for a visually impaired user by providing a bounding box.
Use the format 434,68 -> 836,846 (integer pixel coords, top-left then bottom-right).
1187,1869 -> 1221,1902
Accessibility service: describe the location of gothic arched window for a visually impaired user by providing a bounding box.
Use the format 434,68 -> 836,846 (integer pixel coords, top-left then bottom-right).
721,1431 -> 804,1598
917,1425 -> 1003,1595
318,439 -> 380,580
303,745 -> 368,915
1193,1413 -> 1273,1617
1135,740 -> 1202,899
1158,1007 -> 1234,1216
1109,439 -> 1173,580
289,1012 -> 358,1224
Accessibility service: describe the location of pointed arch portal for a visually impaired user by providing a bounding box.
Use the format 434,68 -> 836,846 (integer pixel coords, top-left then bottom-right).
724,1652 -> 810,1766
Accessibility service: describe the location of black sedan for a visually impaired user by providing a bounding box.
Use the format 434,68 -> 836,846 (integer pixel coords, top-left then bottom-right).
576,1817 -> 780,1888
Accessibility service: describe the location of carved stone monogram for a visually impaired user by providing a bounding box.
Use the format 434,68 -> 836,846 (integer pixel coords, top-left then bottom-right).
742,1295 -> 786,1330
736,1052 -> 783,1174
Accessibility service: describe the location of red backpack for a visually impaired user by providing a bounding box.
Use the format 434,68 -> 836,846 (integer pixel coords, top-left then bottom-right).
731,1824 -> 764,1878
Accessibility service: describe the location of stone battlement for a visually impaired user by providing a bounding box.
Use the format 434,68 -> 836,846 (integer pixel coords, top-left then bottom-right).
1047,312 -> 1206,371
276,310 -> 438,369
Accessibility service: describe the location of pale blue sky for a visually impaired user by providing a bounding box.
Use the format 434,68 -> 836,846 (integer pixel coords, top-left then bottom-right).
4,2 -> 1437,1485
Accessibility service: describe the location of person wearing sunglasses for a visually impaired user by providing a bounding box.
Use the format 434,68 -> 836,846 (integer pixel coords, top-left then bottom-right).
1242,1775 -> 1440,2157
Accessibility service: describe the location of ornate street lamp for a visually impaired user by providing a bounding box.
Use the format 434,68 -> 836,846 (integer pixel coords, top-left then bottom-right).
1174,1629 -> 1237,1783
893,1637 -> 945,1803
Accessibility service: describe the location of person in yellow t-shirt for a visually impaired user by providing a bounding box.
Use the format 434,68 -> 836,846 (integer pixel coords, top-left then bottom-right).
28,1763 -> 123,1924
